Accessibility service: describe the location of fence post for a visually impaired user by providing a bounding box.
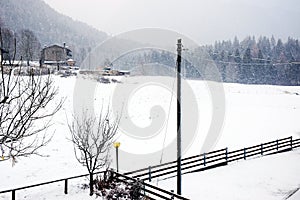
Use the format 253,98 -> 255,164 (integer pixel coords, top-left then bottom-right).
142,180 -> 146,196
203,153 -> 206,166
261,144 -> 263,155
148,166 -> 152,182
244,148 -> 246,160
290,136 -> 293,149
170,190 -> 175,200
64,179 -> 68,194
225,148 -> 228,162
12,190 -> 15,200
276,139 -> 279,151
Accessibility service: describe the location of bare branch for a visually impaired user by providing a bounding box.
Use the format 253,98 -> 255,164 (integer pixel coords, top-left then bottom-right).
68,109 -> 120,195
0,27 -> 63,162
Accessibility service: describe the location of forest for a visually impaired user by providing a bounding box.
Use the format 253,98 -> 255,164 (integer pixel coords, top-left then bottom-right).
113,36 -> 300,86
203,36 -> 300,85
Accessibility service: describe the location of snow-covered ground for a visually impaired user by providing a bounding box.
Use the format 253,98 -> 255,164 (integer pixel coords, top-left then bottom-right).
156,149 -> 300,200
0,75 -> 300,199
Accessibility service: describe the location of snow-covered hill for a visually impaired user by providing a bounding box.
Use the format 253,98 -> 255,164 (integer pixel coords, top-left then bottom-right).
0,75 -> 299,199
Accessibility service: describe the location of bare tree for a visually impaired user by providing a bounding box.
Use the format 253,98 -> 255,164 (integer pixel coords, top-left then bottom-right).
0,27 -> 63,164
1,27 -> 16,63
17,29 -> 41,66
68,110 -> 119,196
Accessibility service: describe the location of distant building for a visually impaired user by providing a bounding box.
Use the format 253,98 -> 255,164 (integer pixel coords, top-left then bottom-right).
67,58 -> 75,66
41,43 -> 73,66
96,66 -> 130,76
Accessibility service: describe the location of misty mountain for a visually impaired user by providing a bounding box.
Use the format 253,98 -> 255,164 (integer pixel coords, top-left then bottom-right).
0,0 -> 107,63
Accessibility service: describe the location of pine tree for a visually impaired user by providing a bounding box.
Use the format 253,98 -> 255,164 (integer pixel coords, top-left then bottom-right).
234,49 -> 241,63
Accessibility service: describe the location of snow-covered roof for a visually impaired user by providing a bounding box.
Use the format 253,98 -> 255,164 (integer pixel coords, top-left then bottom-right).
43,44 -> 71,51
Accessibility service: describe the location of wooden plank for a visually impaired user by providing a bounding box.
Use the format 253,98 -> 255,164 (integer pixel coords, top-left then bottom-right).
205,151 -> 226,160
293,140 -> 300,145
227,156 -> 245,163
143,188 -> 170,200
261,142 -> 277,149
205,155 -> 227,165
115,173 -> 190,200
277,143 -> 293,149
245,147 -> 261,155
184,162 -> 228,174
227,148 -> 244,155
204,148 -> 227,155
134,155 -> 208,179
245,144 -> 261,151
227,152 -> 245,160
293,144 -> 300,148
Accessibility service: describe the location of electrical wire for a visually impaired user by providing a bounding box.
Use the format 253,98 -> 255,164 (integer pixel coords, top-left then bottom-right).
199,50 -> 300,66
159,74 -> 176,164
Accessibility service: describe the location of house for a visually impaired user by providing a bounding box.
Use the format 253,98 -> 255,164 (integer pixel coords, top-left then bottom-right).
41,43 -> 73,66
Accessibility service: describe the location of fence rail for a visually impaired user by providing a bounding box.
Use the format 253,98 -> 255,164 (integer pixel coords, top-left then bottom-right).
0,169 -> 189,200
113,172 -> 190,200
125,136 -> 299,181
1,136 -> 299,200
0,171 -> 105,200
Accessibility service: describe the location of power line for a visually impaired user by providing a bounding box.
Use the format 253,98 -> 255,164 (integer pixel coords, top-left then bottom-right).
159,74 -> 176,164
183,53 -> 300,67
203,59 -> 300,66
201,50 -> 300,65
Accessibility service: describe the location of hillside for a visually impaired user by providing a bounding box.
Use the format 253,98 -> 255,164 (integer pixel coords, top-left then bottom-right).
0,0 -> 107,63
0,76 -> 299,199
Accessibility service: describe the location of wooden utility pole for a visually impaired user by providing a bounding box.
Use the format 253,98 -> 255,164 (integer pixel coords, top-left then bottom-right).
176,38 -> 182,195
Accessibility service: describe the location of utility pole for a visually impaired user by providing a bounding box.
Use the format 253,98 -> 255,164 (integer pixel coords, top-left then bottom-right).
176,38 -> 182,195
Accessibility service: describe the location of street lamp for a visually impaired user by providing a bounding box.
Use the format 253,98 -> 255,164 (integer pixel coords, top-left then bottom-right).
113,142 -> 121,172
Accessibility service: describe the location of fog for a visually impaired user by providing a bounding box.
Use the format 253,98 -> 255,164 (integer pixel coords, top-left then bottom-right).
43,0 -> 300,44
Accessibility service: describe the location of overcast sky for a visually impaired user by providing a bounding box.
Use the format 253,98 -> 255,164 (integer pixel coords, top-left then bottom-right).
43,0 -> 300,45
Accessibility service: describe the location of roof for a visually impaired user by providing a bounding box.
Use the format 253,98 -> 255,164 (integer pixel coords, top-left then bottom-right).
42,44 -> 71,52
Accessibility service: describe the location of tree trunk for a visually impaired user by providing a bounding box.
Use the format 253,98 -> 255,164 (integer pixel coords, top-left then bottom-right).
89,172 -> 93,196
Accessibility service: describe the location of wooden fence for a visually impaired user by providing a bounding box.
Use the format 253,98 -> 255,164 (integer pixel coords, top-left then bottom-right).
125,136 -> 300,181
113,171 -> 190,200
0,171 -> 104,200
1,136 -> 299,200
0,170 -> 189,200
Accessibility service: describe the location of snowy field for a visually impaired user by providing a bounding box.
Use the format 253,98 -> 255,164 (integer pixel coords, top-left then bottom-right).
156,148 -> 300,200
0,75 -> 300,199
